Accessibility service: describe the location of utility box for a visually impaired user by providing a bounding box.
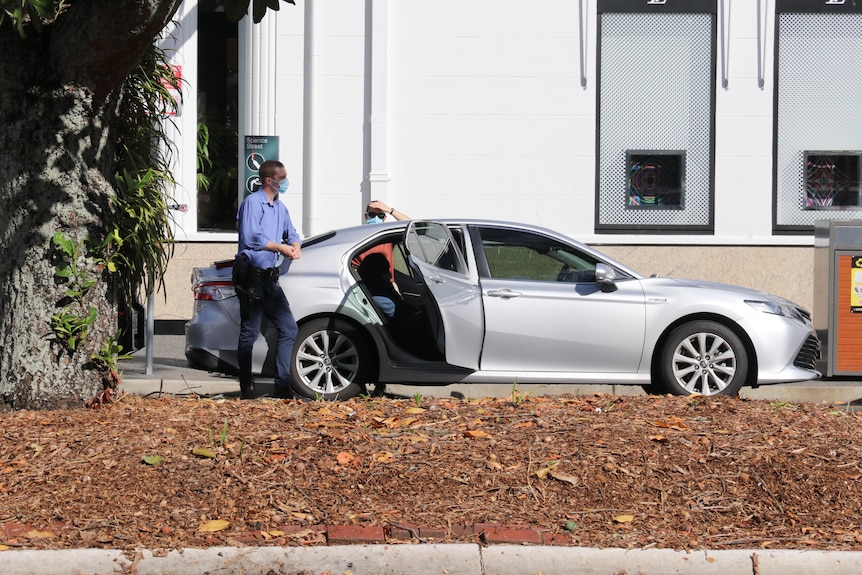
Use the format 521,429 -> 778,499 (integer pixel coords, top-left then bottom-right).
814,220 -> 862,376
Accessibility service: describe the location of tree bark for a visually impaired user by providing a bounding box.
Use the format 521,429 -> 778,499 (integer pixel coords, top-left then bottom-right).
0,0 -> 182,410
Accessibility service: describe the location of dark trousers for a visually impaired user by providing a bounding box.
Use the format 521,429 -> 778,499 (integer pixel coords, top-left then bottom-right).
237,276 -> 298,389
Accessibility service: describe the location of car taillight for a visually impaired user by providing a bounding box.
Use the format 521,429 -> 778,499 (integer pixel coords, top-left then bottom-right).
193,281 -> 236,301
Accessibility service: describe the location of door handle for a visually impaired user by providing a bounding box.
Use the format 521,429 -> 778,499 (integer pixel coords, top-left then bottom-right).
487,288 -> 522,298
427,274 -> 444,284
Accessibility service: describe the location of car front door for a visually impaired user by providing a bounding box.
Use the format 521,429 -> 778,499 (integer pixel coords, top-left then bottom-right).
405,221 -> 484,369
473,225 -> 647,373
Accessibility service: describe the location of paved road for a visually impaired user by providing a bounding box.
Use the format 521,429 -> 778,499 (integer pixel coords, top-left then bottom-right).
120,335 -> 862,406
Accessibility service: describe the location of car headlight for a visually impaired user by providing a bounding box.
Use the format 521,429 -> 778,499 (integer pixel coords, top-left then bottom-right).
745,299 -> 811,324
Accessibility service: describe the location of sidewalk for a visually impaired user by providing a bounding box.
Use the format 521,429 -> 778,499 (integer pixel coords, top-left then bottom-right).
120,334 -> 862,406
3,542 -> 862,575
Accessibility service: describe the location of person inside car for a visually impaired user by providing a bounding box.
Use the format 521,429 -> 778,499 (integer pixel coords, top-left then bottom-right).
357,252 -> 433,360
353,200 -> 411,279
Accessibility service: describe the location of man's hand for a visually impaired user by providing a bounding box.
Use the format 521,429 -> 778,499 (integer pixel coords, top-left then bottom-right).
279,243 -> 302,260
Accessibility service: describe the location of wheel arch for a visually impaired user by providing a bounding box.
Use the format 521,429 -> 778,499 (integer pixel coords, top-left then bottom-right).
649,313 -> 758,389
295,312 -> 381,382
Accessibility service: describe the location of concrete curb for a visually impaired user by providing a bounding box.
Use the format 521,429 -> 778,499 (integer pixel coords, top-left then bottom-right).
2,545 -> 862,575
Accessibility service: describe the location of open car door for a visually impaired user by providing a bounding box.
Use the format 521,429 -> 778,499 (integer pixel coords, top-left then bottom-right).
404,221 -> 484,369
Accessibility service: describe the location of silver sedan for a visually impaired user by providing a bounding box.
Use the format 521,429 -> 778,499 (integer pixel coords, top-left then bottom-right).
186,219 -> 821,399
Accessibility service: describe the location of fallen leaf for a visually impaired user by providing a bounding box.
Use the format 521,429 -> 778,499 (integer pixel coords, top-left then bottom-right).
311,421 -> 351,428
464,430 -> 490,438
142,455 -> 164,465
25,530 -> 56,538
0,544 -> 9,551
198,520 -> 230,532
535,460 -> 559,479
613,515 -> 635,523
402,434 -> 430,443
651,417 -> 691,431
649,435 -> 668,442
336,452 -> 355,465
192,447 -> 217,459
375,452 -> 394,463
404,407 -> 426,414
548,469 -> 579,486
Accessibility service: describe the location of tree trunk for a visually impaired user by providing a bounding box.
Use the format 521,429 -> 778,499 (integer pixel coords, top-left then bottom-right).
0,0 -> 182,410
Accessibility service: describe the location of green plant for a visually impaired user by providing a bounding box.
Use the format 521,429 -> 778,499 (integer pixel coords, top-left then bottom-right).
111,40 -> 179,309
219,419 -> 228,446
50,308 -> 97,351
90,333 -> 133,375
50,232 -> 99,351
208,419 -> 230,447
770,400 -> 797,412
413,392 -> 423,406
196,120 -> 213,192
509,379 -> 533,406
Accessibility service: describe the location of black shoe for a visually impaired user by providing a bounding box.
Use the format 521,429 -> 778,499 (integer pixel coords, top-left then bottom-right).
240,383 -> 262,400
273,385 -> 293,399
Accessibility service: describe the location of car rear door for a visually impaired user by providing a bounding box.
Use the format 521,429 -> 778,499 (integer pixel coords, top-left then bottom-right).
404,221 -> 484,369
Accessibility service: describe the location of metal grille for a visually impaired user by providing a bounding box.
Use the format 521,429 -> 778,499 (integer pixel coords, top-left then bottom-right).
776,14 -> 862,229
793,334 -> 821,371
597,13 -> 714,230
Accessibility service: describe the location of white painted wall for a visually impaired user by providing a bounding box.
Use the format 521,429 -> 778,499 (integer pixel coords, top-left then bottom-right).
153,0 -> 860,321
265,1 -> 810,246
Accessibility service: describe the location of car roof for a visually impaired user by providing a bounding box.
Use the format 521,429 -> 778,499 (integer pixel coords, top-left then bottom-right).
301,219 -> 644,279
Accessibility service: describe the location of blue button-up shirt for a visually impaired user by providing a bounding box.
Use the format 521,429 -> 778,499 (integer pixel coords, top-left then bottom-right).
236,190 -> 301,269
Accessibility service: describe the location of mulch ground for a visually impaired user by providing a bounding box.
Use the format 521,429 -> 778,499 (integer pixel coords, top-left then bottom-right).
1,392 -> 861,552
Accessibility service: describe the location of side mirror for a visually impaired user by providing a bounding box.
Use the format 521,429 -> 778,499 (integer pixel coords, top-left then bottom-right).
595,263 -> 617,292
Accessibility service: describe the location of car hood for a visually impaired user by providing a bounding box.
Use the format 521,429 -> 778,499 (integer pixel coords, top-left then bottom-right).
642,276 -> 801,306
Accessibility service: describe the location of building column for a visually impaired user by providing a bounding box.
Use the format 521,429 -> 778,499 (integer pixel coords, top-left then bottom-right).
368,0 -> 390,205
239,13 -> 278,137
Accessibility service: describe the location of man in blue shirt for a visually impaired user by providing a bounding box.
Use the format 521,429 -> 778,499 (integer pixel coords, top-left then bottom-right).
235,160 -> 302,399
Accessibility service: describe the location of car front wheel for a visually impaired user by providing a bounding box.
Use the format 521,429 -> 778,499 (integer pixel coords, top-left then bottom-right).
656,320 -> 748,396
290,318 -> 370,400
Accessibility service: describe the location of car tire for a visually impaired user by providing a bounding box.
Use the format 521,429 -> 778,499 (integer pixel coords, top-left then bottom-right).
290,317 -> 371,400
656,320 -> 748,397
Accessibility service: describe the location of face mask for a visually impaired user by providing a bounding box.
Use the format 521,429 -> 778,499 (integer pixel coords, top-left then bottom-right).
277,178 -> 290,194
366,215 -> 384,225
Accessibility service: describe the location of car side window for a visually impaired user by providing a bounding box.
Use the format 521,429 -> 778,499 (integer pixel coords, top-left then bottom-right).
391,241 -> 411,277
406,221 -> 468,275
477,226 -> 601,283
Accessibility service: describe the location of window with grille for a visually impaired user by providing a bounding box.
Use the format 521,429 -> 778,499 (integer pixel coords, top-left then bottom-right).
596,0 -> 716,234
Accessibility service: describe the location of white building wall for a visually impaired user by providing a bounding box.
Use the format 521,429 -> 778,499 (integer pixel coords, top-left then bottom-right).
264,0 -> 806,246
713,0 -> 775,242
153,0 -> 850,322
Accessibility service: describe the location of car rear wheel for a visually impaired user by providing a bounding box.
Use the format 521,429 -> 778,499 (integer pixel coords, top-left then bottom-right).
656,320 -> 748,396
290,318 -> 370,400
